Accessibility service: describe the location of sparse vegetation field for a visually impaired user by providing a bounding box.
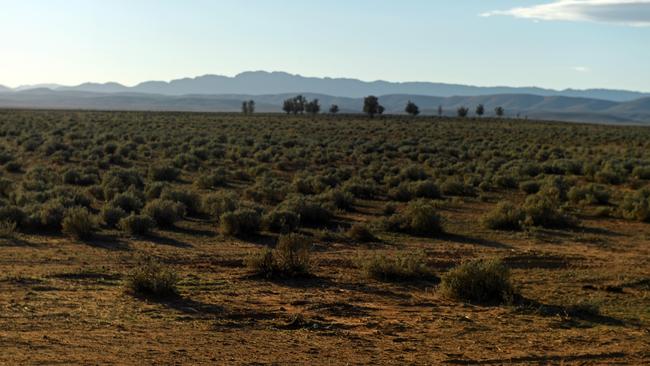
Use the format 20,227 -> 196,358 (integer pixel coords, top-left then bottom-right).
0,109 -> 648,364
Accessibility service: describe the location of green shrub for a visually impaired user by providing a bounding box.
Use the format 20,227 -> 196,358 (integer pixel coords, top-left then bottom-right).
143,199 -> 185,227
160,189 -> 201,216
567,184 -> 610,205
109,191 -> 144,213
101,205 -> 127,228
149,164 -> 181,182
0,220 -> 16,239
126,257 -> 179,298
247,234 -> 312,278
411,181 -> 441,199
38,200 -> 66,230
441,178 -> 475,197
440,259 -> 515,304
62,207 -> 98,240
619,188 -> 650,222
220,209 -> 261,236
195,169 -> 226,189
0,205 -> 25,227
390,199 -> 443,236
523,193 -> 576,228
481,201 -> 523,231
263,209 -> 300,233
201,191 -> 238,218
519,180 -> 540,195
323,188 -> 355,211
360,251 -> 433,282
279,195 -> 332,226
347,223 -> 376,242
632,166 -> 650,180
118,214 -> 156,236
145,182 -> 168,200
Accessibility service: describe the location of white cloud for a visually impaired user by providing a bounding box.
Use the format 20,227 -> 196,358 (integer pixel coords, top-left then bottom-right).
482,0 -> 650,27
572,66 -> 591,72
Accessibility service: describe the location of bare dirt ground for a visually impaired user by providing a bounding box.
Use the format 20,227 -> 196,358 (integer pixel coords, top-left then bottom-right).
1,199 -> 648,365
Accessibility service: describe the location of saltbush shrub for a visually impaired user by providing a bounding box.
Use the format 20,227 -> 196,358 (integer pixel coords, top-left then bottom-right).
118,214 -> 156,236
247,234 -> 312,278
481,201 -> 523,231
126,257 -> 179,298
220,209 -> 261,236
440,259 -> 515,304
360,251 -> 433,282
143,199 -> 185,227
263,209 -> 300,233
62,206 -> 98,240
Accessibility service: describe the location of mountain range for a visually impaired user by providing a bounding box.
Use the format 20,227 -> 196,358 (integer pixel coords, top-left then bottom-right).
0,71 -> 649,124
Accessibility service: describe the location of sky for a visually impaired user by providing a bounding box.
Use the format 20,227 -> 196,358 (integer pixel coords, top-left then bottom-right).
1,0 -> 649,91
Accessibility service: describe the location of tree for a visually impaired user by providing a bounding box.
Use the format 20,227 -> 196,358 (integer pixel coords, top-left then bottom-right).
457,106 -> 469,118
495,106 -> 504,118
329,104 -> 339,115
305,99 -> 321,115
438,105 -> 443,117
241,100 -> 255,114
283,99 -> 294,114
363,96 -> 380,118
405,101 -> 420,116
378,105 -> 385,116
293,95 -> 306,114
475,104 -> 484,118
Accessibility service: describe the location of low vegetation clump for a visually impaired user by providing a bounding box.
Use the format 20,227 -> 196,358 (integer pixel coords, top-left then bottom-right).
263,209 -> 300,233
201,191 -> 238,218
0,220 -> 17,239
360,251 -> 434,282
522,193 -> 576,228
220,209 -> 261,236
143,199 -> 185,227
247,234 -> 312,278
118,214 -> 156,236
439,259 -> 515,305
347,223 -> 377,242
385,199 -> 443,236
126,257 -> 179,298
618,188 -> 650,222
481,201 -> 523,231
62,207 -> 98,240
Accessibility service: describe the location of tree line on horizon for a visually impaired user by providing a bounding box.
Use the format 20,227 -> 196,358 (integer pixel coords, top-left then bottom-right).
242,95 -> 506,118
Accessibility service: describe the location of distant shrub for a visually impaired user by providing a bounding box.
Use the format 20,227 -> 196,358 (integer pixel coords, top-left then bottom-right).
38,200 -> 66,230
145,182 -> 168,200
347,223 -> 376,242
109,191 -> 144,213
126,257 -> 179,298
220,209 -> 261,236
195,170 -> 226,189
482,201 -> 523,231
568,184 -> 610,205
263,209 -> 300,233
411,180 -> 441,199
143,199 -> 185,227
361,251 -> 433,282
619,188 -> 650,222
522,193 -> 576,228
279,195 -> 332,226
247,234 -> 312,278
160,189 -> 201,216
0,205 -> 25,227
0,220 -> 16,239
632,166 -> 650,180
440,259 -> 515,305
342,179 -> 377,199
201,191 -> 238,218
519,180 -> 540,195
118,214 -> 156,236
101,205 -> 127,228
387,199 -> 443,236
149,164 -> 181,182
323,188 -> 355,211
388,183 -> 413,202
62,207 -> 97,240
441,178 -> 475,197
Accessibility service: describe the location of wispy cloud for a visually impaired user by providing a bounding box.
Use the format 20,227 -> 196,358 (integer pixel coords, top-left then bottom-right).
481,0 -> 650,27
572,66 -> 591,72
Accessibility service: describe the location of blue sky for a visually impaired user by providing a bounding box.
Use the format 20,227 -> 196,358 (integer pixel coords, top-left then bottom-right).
1,0 -> 649,91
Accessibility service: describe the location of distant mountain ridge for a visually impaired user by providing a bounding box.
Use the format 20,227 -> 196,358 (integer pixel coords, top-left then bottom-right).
4,71 -> 650,102
1,89 -> 649,125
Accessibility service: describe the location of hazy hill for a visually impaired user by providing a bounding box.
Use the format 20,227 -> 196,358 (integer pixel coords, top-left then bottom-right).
8,71 -> 650,102
1,89 -> 649,125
